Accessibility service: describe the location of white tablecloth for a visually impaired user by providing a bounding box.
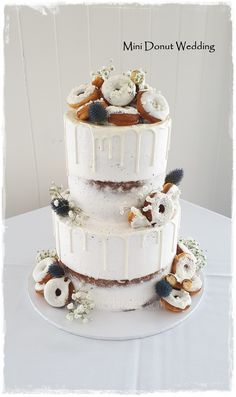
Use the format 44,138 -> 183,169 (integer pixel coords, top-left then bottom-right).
4,200 -> 232,391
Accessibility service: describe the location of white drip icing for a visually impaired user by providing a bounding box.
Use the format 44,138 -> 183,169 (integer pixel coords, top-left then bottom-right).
56,218 -> 61,258
134,129 -> 142,173
165,121 -> 171,160
74,125 -> 79,164
82,230 -> 88,251
108,137 -> 113,160
150,129 -> 158,167
171,221 -> 177,252
158,229 -> 163,267
69,227 -> 73,253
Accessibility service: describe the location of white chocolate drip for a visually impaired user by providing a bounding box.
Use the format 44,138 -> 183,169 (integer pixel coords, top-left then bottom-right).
165,121 -> 172,160
74,125 -> 79,164
69,227 -> 73,253
135,130 -> 142,173
81,230 -> 88,251
150,129 -> 158,167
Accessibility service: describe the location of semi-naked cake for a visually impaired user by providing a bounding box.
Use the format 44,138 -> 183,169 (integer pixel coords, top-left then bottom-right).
32,65 -> 206,319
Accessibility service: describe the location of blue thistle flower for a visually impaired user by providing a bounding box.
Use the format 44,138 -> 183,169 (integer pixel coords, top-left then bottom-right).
48,263 -> 65,278
89,102 -> 108,124
155,279 -> 172,297
165,168 -> 184,186
51,198 -> 70,216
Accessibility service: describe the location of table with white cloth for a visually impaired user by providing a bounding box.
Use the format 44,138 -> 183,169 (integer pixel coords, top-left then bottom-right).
4,199 -> 232,391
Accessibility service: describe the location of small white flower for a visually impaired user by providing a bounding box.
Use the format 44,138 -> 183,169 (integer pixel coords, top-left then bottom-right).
78,304 -> 85,313
69,201 -> 75,208
54,199 -> 59,207
67,302 -> 74,310
66,313 -> 74,321
75,291 -> 81,299
68,210 -> 74,219
71,293 -> 77,300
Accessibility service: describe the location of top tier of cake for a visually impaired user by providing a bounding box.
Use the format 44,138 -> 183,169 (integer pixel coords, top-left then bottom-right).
65,110 -> 171,183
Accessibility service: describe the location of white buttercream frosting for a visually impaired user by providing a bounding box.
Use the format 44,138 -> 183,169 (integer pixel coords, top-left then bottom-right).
32,257 -> 55,282
67,84 -> 96,105
102,75 -> 136,106
141,90 -> 169,120
163,289 -> 191,309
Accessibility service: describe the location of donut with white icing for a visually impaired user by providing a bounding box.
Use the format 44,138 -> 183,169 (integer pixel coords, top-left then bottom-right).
32,257 -> 56,284
67,84 -> 101,109
77,99 -> 108,121
136,90 -> 169,123
107,106 -> 140,126
182,275 -> 202,295
172,253 -> 197,282
160,289 -> 191,312
101,75 -> 136,106
43,277 -> 74,308
142,191 -> 174,227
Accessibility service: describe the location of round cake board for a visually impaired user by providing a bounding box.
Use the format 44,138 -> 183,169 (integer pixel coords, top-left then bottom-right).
28,273 -> 205,341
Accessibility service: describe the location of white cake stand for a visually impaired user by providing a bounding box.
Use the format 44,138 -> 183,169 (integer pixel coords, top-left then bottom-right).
28,273 -> 205,341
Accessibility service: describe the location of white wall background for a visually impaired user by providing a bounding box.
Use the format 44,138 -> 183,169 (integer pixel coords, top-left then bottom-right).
4,3 -> 232,218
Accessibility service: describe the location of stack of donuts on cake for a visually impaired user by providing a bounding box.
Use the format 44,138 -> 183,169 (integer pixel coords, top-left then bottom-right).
32,64 -> 205,315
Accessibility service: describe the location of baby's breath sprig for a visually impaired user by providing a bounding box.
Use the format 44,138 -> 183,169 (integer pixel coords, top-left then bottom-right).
66,284 -> 95,323
36,249 -> 58,263
178,237 -> 207,272
91,61 -> 115,81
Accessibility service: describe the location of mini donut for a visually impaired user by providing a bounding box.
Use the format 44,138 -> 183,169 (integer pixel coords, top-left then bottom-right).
142,191 -> 174,227
92,75 -> 104,88
136,90 -> 169,123
43,277 -> 74,308
128,207 -> 150,228
67,84 -> 101,109
101,75 -> 136,106
77,99 -> 108,121
35,282 -> 45,295
32,257 -> 56,284
172,253 -> 197,282
160,289 -> 191,312
165,273 -> 182,290
107,106 -> 140,126
182,275 -> 202,295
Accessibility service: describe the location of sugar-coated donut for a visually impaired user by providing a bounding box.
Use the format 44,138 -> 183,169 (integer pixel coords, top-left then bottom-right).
107,106 -> 140,126
136,90 -> 169,123
67,84 -> 101,109
77,99 -> 108,121
43,277 -> 74,308
172,253 -> 197,282
161,289 -> 191,312
182,275 -> 202,295
142,192 -> 174,226
101,75 -> 136,106
33,257 -> 55,283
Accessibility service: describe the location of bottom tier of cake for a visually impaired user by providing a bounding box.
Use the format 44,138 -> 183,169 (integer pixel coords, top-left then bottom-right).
68,269 -> 167,311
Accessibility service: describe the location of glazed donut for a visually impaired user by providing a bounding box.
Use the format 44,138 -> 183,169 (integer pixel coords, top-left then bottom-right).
67,84 -> 101,109
77,99 -> 108,121
43,277 -> 74,308
136,90 -> 169,123
142,192 -> 174,226
32,257 -> 56,284
165,273 -> 182,290
160,289 -> 191,312
182,275 -> 202,295
172,253 -> 197,282
101,75 -> 136,106
35,282 -> 45,295
107,106 -> 140,126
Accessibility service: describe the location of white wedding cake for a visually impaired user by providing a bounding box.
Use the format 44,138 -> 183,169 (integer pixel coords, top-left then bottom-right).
32,65 -> 205,318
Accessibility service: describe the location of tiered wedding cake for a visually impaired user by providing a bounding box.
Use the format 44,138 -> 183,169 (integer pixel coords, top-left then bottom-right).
32,65 -> 205,317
